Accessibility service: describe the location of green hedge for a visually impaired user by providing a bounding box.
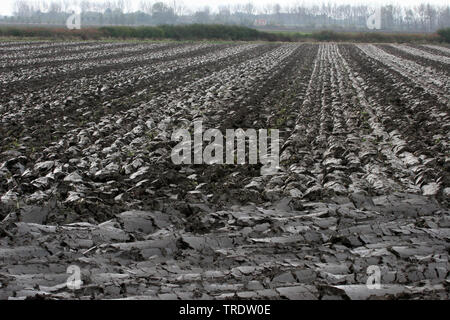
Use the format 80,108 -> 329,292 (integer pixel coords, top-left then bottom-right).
99,25 -> 274,41
275,30 -> 441,43
437,28 -> 450,43
0,26 -> 103,39
0,25 -> 445,43
0,25 -> 288,42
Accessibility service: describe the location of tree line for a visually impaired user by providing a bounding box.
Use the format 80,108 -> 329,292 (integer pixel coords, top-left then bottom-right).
1,0 -> 449,33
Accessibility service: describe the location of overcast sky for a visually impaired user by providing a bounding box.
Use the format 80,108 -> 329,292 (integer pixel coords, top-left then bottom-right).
1,0 -> 448,16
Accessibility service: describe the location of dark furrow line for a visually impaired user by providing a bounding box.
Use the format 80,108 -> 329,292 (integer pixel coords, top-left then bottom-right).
0,43 -> 221,98
376,44 -> 450,76
0,42 -> 141,62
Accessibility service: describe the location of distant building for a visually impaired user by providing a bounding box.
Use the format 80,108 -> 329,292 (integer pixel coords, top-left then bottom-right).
254,19 -> 267,26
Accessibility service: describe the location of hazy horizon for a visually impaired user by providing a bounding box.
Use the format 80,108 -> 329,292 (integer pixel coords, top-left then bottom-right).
1,0 -> 449,16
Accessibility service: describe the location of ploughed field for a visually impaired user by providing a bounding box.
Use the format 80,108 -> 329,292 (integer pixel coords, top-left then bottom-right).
0,41 -> 449,300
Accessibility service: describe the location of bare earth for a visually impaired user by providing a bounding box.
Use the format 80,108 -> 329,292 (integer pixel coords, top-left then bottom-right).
0,41 -> 449,300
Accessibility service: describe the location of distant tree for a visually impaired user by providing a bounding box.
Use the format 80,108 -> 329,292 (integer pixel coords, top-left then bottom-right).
273,4 -> 281,15
437,6 -> 450,29
194,7 -> 210,24
13,0 -> 33,17
382,5 -> 395,30
139,0 -> 153,14
4,0 -> 450,31
48,1 -> 62,13
404,9 -> 415,31
244,3 -> 255,16
152,2 -> 176,25
425,4 -> 437,32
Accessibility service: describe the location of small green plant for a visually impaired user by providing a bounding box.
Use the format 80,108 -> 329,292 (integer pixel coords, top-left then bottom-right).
276,117 -> 285,127
8,139 -> 20,150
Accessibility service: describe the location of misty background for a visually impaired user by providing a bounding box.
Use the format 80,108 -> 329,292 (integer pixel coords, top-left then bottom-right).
0,0 -> 449,32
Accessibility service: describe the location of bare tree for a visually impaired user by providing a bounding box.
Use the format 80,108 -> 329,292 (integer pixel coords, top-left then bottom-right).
243,2 -> 255,16
13,0 -> 33,16
4,0 -> 450,31
139,0 -> 153,14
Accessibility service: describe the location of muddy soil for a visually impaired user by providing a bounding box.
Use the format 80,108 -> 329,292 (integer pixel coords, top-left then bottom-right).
0,41 -> 449,300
